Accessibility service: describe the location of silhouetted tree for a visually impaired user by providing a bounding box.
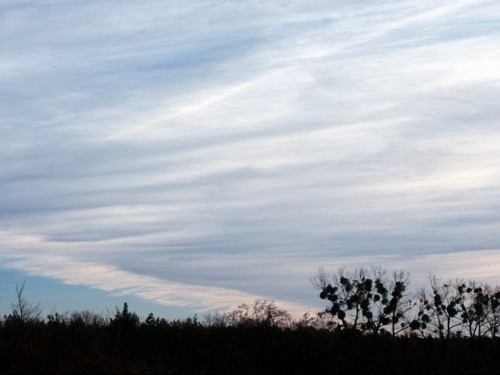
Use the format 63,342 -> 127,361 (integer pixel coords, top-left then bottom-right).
110,302 -> 140,330
313,267 -> 413,335
10,281 -> 42,322
228,299 -> 291,328
2,270 -> 500,374
203,311 -> 230,327
482,285 -> 500,337
415,275 -> 466,338
459,282 -> 500,337
70,310 -> 106,327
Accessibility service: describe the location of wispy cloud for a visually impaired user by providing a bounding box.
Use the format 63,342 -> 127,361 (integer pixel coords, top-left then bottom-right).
0,230 -> 309,315
1,0 -> 500,316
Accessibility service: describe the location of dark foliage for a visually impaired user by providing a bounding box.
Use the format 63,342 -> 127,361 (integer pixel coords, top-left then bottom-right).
1,270 -> 500,374
313,267 -> 500,339
1,313 -> 500,374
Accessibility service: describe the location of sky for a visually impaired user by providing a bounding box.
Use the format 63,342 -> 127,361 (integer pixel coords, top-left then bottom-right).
1,0 -> 500,319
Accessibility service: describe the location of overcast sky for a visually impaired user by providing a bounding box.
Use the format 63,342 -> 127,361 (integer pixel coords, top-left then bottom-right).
1,0 -> 500,318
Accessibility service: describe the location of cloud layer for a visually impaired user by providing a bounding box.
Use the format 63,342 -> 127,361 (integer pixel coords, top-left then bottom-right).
2,0 -> 500,317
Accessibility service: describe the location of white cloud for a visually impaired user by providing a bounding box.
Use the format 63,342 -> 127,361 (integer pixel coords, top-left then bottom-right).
1,0 -> 500,316
0,230 -> 309,315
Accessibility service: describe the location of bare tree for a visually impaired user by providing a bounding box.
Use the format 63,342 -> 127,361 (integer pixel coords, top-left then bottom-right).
228,299 -> 291,328
203,311 -> 230,327
313,266 -> 414,335
415,275 -> 466,338
11,281 -> 42,322
460,282 -> 500,338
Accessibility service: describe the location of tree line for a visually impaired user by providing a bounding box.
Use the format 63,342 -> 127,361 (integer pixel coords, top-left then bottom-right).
0,268 -> 499,374
4,268 -> 500,339
312,267 -> 500,339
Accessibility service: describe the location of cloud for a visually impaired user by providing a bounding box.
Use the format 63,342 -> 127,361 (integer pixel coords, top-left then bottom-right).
0,230 -> 310,316
1,0 -> 500,316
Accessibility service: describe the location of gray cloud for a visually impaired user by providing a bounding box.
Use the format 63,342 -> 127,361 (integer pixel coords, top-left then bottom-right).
1,0 -> 500,317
